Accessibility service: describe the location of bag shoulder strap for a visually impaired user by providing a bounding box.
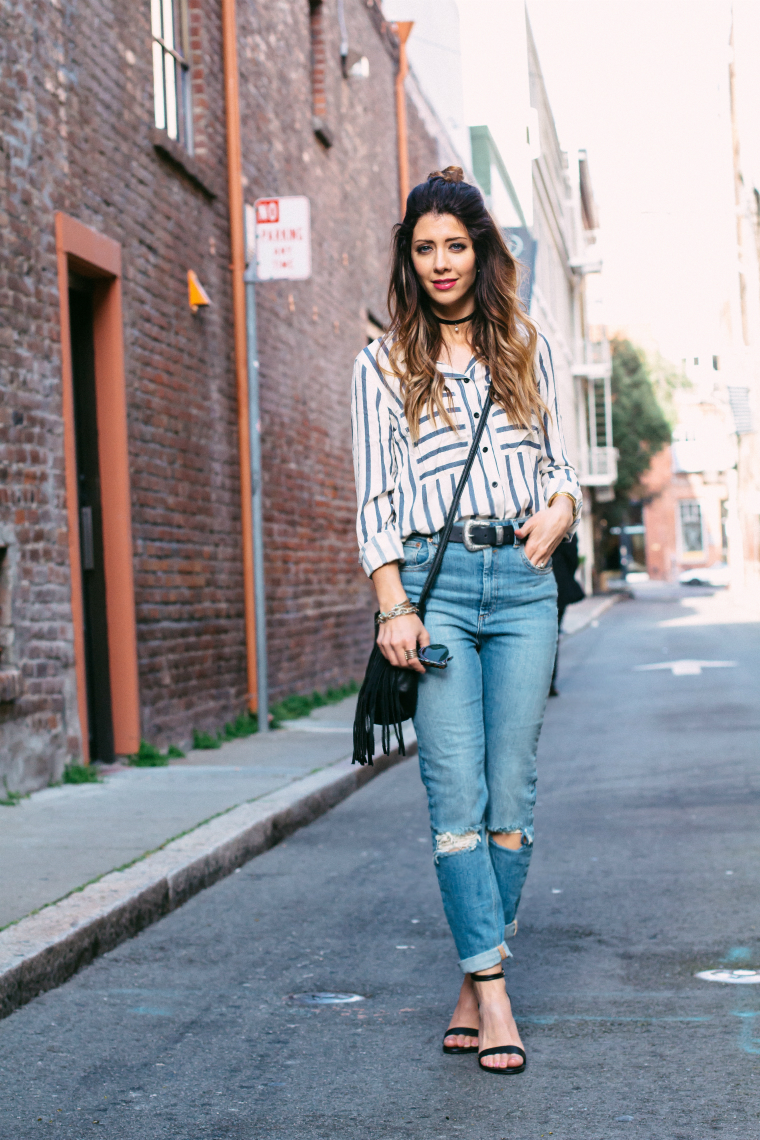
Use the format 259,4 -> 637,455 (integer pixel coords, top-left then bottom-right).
417,389 -> 494,614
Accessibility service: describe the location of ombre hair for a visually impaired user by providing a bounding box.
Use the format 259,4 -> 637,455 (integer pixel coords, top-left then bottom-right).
386,166 -> 546,440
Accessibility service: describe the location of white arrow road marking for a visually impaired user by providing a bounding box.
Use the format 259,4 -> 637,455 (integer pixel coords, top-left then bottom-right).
635,660 -> 737,676
696,969 -> 760,985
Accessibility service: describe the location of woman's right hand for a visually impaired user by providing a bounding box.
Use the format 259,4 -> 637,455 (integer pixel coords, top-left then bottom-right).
376,613 -> 430,673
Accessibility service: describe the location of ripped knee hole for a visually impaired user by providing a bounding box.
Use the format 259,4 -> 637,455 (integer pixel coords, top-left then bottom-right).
434,830 -> 481,855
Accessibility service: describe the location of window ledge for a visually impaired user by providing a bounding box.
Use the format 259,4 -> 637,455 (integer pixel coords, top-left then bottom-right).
150,129 -> 219,199
0,668 -> 22,702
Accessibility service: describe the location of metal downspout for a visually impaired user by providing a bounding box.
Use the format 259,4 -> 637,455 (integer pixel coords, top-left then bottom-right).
394,22 -> 414,214
221,0 -> 261,722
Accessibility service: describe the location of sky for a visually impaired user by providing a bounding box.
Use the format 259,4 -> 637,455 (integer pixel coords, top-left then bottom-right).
525,0 -> 741,365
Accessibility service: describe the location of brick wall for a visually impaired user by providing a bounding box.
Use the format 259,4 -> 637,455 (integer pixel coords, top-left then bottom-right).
237,0 -> 438,702
641,447 -> 677,580
0,0 -> 443,790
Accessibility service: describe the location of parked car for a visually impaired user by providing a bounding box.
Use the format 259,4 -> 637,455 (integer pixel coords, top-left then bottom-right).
679,563 -> 730,587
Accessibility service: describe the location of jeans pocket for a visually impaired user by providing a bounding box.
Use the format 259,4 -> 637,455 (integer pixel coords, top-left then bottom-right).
518,546 -> 553,575
401,538 -> 434,571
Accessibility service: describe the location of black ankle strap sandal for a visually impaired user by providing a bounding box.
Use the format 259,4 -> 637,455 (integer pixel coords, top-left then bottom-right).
442,1026 -> 479,1055
470,969 -> 505,982
478,1044 -> 526,1074
470,969 -> 527,1075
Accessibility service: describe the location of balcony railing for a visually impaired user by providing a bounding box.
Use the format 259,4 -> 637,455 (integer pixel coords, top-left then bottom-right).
572,338 -> 612,381
578,445 -> 618,487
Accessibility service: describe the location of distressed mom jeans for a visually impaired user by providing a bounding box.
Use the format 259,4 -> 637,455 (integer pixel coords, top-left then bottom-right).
401,521 -> 557,973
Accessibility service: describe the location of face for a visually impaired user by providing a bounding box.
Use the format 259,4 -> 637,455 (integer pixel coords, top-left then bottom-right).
410,213 -> 477,313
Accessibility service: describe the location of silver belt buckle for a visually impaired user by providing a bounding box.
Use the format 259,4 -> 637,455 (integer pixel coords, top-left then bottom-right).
463,519 -> 491,552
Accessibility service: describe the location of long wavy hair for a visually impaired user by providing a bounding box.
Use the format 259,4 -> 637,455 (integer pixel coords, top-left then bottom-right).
386,167 -> 546,440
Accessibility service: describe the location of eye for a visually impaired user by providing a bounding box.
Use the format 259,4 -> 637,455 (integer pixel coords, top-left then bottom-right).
449,242 -> 466,251
415,243 -> 433,254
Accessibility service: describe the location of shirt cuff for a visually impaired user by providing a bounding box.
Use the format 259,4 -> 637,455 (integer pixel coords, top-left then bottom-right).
359,529 -> 406,578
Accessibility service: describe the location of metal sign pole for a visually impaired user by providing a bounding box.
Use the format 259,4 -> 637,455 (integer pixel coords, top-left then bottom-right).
243,260 -> 269,732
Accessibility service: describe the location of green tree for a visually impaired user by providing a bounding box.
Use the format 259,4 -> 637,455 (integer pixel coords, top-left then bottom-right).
598,339 -> 672,535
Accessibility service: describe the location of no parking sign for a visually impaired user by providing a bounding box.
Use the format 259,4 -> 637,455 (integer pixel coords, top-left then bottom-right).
246,196 -> 311,281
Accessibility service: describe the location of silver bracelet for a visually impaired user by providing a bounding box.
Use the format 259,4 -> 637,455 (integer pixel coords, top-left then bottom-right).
376,601 -> 419,624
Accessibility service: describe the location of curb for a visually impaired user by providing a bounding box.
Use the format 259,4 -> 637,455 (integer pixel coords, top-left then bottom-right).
562,592 -> 621,637
0,744 -> 413,1021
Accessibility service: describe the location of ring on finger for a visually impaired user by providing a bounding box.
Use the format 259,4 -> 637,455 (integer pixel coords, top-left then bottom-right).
404,648 -> 419,661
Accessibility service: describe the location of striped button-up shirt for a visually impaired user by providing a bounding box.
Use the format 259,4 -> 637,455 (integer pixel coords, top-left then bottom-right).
351,335 -> 582,578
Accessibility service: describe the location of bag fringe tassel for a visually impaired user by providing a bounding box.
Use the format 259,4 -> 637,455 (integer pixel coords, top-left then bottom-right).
352,642 -> 408,766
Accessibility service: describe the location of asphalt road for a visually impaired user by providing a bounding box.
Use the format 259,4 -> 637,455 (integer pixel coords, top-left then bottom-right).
1,588 -> 759,1139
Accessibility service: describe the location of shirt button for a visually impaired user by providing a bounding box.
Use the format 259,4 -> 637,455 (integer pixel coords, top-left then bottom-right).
482,446 -> 488,452
492,481 -> 498,488
464,378 -> 470,383
474,412 -> 479,419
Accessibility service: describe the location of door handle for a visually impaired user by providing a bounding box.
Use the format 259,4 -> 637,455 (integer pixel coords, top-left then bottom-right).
80,506 -> 94,570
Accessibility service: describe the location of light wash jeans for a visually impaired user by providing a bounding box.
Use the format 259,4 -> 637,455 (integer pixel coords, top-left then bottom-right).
401,521 -> 557,973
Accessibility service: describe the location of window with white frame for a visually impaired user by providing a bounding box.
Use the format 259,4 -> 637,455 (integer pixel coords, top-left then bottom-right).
151,0 -> 193,152
679,500 -> 703,554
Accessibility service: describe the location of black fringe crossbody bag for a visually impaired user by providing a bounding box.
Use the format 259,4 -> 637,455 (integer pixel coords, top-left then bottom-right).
352,393 -> 494,765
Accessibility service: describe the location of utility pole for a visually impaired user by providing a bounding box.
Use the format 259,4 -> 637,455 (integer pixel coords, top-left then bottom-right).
243,260 -> 269,732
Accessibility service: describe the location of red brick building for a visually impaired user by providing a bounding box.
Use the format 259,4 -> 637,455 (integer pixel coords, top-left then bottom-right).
1,0 -> 458,789
640,389 -> 734,582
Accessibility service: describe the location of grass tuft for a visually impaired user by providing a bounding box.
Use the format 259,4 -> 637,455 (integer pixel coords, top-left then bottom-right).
270,680 -> 359,722
192,729 -> 222,750
223,712 -> 259,740
128,740 -> 170,767
0,776 -> 23,806
191,680 -> 359,750
62,764 -> 101,784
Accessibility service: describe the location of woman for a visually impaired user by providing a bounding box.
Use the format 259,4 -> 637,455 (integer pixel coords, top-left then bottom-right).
351,168 -> 581,1073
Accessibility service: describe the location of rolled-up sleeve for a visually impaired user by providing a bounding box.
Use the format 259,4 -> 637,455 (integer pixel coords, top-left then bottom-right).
536,337 -> 582,537
351,351 -> 405,577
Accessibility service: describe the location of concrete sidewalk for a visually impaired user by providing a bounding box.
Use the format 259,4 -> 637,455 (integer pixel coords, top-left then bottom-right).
0,695 -> 419,1017
561,591 -> 620,635
0,695 -> 390,930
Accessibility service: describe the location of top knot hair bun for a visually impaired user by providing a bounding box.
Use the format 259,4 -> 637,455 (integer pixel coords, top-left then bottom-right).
427,166 -> 465,184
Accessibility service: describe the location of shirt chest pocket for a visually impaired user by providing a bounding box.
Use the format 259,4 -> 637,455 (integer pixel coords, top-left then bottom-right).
495,421 -> 542,455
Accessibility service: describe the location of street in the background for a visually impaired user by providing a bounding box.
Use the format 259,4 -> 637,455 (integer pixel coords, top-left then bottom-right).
1,587 -> 757,1136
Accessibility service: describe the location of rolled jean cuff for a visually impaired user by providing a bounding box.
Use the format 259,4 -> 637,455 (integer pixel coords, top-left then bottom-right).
459,941 -> 511,975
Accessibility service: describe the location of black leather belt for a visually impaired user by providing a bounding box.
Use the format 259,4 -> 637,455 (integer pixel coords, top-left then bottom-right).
450,520 -> 516,551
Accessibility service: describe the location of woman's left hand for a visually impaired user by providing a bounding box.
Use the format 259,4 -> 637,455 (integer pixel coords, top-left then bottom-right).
515,497 -> 574,568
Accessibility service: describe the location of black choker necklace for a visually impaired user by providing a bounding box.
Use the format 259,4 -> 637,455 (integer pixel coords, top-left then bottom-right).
435,312 -> 476,334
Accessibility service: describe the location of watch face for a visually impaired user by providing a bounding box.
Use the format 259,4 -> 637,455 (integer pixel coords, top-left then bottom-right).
418,644 -> 453,669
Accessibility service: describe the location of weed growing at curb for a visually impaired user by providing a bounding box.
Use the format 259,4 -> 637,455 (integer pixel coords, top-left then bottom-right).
191,680 -> 359,750
193,728 -> 223,750
193,713 -> 258,750
62,764 -> 101,784
128,741 -> 185,766
0,776 -> 24,806
271,680 -> 359,722
224,712 -> 259,738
